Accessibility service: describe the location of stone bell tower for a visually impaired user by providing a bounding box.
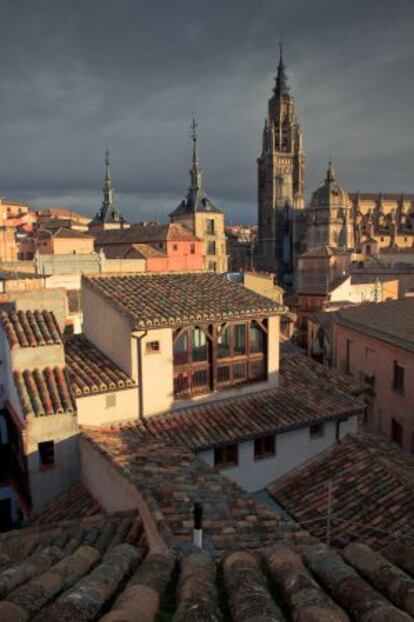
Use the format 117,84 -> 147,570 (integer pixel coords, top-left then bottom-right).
257,46 -> 305,287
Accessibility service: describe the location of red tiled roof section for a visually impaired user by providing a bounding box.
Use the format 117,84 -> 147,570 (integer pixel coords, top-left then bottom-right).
13,367 -> 76,417
83,272 -> 281,328
1,309 -> 62,349
30,483 -> 102,525
116,353 -> 364,451
93,223 -> 198,246
52,227 -> 94,239
65,335 -> 135,396
267,427 -> 414,551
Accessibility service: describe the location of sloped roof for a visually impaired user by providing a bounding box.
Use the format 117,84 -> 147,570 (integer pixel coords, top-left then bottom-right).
99,242 -> 166,260
350,191 -> 414,202
116,353 -> 363,452
83,272 -> 282,328
93,223 -> 197,246
1,310 -> 62,348
268,428 -> 414,551
65,335 -> 136,396
13,367 -> 76,417
52,227 -> 94,240
30,483 -> 102,525
1,520 -> 413,621
333,298 -> 414,352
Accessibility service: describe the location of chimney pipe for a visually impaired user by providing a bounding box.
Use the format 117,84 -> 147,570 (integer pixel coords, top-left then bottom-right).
193,502 -> 203,548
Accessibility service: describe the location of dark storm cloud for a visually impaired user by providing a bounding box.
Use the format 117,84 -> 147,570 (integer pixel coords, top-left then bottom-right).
0,0 -> 413,223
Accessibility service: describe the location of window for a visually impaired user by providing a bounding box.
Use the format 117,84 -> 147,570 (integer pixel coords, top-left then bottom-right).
250,324 -> 264,354
190,243 -> 195,254
254,435 -> 275,461
106,394 -> 116,408
214,444 -> 238,468
208,261 -> 217,272
233,324 -> 247,356
192,328 -> 207,362
173,244 -> 178,251
310,423 -> 324,439
345,339 -> 352,375
173,331 -> 189,365
206,219 -> 215,234
393,361 -> 404,393
391,419 -> 403,446
38,441 -> 55,468
218,326 -> 231,358
146,341 -> 160,354
207,241 -> 216,255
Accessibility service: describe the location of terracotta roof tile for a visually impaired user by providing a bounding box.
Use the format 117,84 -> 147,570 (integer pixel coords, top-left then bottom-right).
83,272 -> 282,328
1,310 -> 62,349
267,427 -> 414,551
65,335 -> 135,396
110,353 -> 363,451
333,298 -> 414,352
30,483 -> 102,525
13,367 -> 76,417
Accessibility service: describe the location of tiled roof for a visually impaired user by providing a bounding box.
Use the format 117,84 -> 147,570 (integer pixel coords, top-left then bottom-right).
99,242 -> 166,260
83,431 -> 305,553
1,512 -> 413,620
333,298 -> 414,352
52,226 -> 94,239
13,367 -> 76,417
83,272 -> 281,328
268,427 -> 414,551
1,310 -> 62,349
116,353 -> 364,452
93,223 -> 198,246
30,483 -> 102,525
65,335 -> 136,396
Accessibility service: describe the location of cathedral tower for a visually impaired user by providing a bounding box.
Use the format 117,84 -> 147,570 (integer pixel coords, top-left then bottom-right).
90,149 -> 129,231
257,46 -> 305,286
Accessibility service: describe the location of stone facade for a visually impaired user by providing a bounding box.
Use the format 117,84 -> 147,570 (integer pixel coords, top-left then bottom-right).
307,164 -> 414,253
257,47 -> 305,287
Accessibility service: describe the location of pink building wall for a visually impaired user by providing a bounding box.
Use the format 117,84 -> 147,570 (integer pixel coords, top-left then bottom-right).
333,322 -> 414,452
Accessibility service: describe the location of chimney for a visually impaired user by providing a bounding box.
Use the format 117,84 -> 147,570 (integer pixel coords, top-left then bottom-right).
193,502 -> 203,548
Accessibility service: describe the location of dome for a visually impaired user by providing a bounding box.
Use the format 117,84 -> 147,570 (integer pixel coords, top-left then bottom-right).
311,161 -> 350,209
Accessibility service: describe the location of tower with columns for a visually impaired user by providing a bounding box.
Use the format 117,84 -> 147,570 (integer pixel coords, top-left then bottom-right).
257,47 -> 305,286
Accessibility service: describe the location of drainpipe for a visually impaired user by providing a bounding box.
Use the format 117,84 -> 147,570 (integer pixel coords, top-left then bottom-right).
132,331 -> 148,421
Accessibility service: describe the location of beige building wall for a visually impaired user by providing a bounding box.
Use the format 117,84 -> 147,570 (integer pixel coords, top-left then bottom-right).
82,283 -> 137,379
243,272 -> 284,305
76,387 -> 139,426
10,343 -> 65,371
135,328 -> 174,417
193,212 -> 228,273
25,414 -> 80,514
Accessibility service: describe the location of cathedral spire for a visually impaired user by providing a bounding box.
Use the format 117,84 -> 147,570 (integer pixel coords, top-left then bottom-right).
273,43 -> 290,97
189,117 -> 203,191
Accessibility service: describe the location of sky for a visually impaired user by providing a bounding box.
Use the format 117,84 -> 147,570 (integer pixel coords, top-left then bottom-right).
0,0 -> 413,225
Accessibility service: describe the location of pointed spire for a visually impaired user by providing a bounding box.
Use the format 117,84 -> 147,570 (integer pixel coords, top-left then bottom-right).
189,117 -> 203,191
92,148 -> 127,225
325,159 -> 336,183
102,148 -> 114,210
273,43 -> 290,97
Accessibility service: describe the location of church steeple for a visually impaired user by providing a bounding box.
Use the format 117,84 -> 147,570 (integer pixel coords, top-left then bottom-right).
189,117 -> 203,192
91,148 -> 128,227
102,148 -> 114,211
273,43 -> 290,97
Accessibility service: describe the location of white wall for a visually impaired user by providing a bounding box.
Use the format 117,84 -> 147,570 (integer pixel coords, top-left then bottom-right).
76,387 -> 139,426
82,284 -> 136,379
199,416 -> 358,492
